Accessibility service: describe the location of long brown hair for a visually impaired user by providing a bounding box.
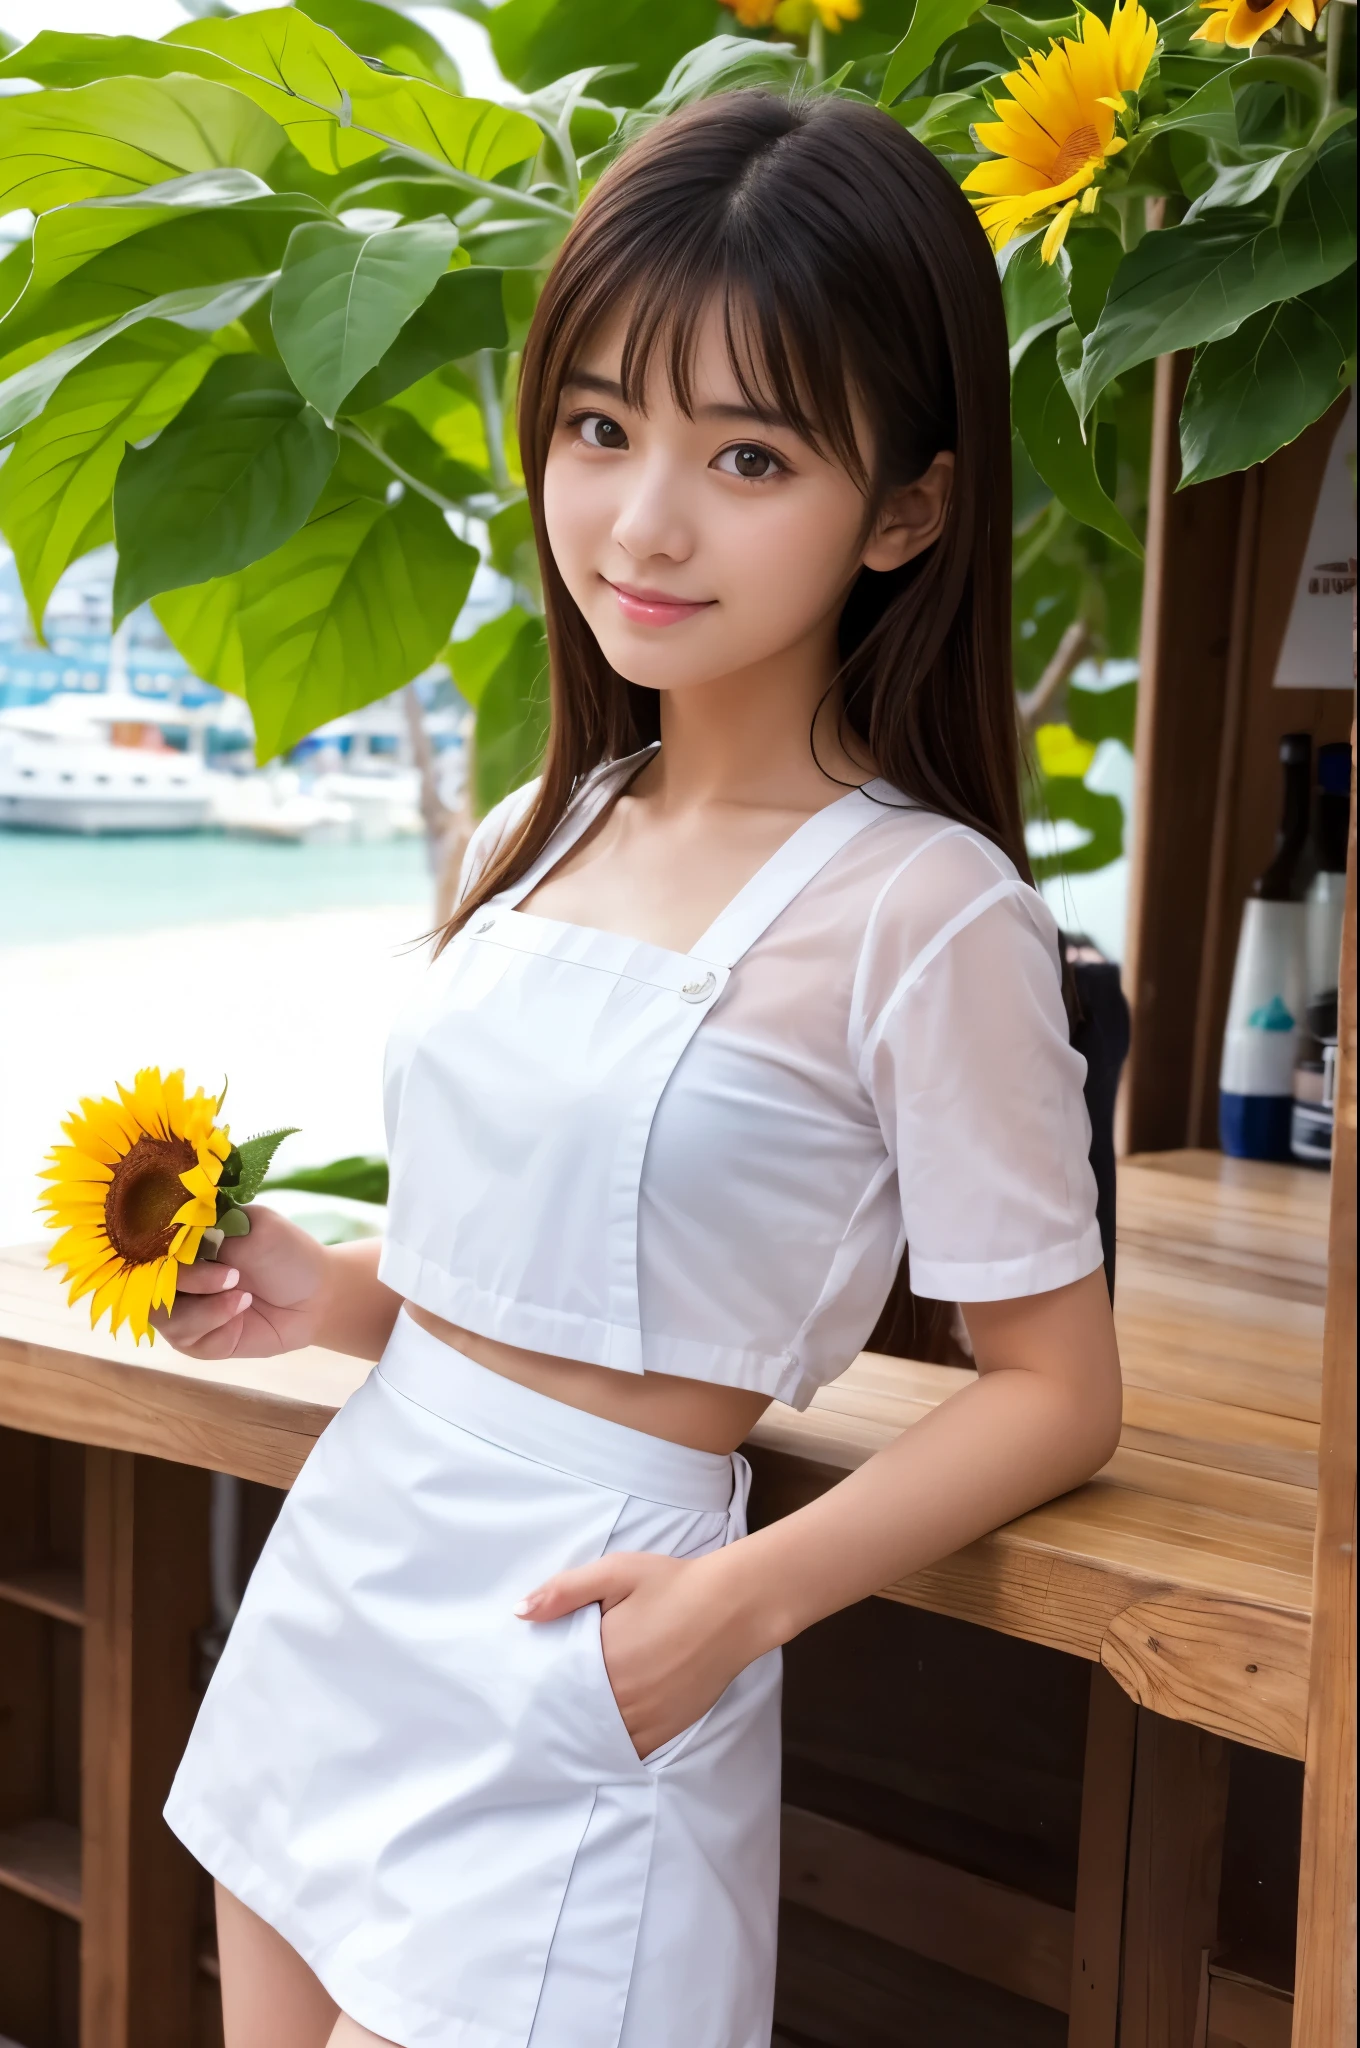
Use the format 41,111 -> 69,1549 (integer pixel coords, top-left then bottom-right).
442,87 -> 1025,946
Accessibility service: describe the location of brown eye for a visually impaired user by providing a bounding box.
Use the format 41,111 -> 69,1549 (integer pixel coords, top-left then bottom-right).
580,414 -> 628,450
716,444 -> 781,481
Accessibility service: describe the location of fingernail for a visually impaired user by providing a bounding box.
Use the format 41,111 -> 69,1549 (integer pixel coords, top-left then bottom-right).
235,1292 -> 252,1313
514,1596 -> 537,1617
223,1269 -> 239,1288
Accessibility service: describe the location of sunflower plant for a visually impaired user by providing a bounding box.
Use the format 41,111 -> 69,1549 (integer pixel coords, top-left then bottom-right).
0,0 -> 1351,890
40,1068 -> 296,1343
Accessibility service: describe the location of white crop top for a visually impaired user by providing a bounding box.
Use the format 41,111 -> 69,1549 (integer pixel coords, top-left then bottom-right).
380,750 -> 1102,1410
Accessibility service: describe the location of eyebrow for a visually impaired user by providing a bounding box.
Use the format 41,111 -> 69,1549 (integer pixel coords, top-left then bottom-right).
562,370 -> 792,431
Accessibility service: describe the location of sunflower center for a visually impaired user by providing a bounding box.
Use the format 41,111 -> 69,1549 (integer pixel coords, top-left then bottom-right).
1052,124 -> 1102,184
105,1135 -> 196,1266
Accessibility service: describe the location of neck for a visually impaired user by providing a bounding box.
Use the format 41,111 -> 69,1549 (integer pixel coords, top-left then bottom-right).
645,621 -> 873,814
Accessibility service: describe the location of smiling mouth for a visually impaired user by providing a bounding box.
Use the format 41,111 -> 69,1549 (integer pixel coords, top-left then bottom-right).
603,578 -> 717,627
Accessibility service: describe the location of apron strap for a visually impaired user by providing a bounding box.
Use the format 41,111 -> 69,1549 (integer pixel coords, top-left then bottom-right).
692,782 -> 897,970
495,746 -> 659,910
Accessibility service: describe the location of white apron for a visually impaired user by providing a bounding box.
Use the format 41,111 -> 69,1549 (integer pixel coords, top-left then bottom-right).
166,766 -> 883,2047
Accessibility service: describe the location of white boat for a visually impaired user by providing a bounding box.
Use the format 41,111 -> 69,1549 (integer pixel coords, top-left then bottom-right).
0,695 -> 216,833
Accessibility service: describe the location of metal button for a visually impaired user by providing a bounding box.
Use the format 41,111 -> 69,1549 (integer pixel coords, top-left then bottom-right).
680,971 -> 716,1004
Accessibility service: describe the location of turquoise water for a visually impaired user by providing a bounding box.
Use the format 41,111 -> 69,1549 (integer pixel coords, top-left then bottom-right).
0,829 -> 431,946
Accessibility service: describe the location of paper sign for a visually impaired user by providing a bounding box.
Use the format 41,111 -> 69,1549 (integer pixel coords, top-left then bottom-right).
1274,388 -> 1356,691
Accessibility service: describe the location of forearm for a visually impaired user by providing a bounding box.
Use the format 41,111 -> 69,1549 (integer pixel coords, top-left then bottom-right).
313,1238 -> 404,1360
717,1331 -> 1121,1655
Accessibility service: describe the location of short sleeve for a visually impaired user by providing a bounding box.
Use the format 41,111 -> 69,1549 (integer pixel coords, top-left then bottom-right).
858,860 -> 1103,1303
455,778 -> 541,905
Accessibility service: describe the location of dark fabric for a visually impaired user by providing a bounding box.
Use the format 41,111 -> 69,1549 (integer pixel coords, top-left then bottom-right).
1066,953 -> 1131,1301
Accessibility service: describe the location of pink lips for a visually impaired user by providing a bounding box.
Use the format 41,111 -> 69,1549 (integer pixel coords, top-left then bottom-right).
604,578 -> 716,628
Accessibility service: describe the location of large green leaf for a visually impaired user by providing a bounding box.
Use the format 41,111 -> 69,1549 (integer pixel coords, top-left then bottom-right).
0,274 -> 274,440
448,604 -> 533,711
263,1152 -> 389,1204
271,215 -> 458,420
349,405 -> 490,503
341,264 -> 507,413
1012,324 -> 1143,557
166,10 -> 542,182
487,0 -> 719,107
1179,268 -> 1357,487
0,74 -> 290,216
1029,776 -> 1125,880
470,609 -> 549,816
881,0 -> 983,105
1000,232 -> 1067,365
0,179 -> 324,368
0,322 -> 216,636
156,446 -> 478,758
112,356 -> 339,619
602,37 -> 804,162
1076,128 -> 1356,417
294,0 -> 463,89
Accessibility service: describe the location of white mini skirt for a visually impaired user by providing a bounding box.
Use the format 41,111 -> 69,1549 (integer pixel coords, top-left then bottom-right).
164,1311 -> 783,2048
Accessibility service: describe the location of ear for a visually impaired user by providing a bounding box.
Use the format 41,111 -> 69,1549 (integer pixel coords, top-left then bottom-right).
861,452 -> 955,573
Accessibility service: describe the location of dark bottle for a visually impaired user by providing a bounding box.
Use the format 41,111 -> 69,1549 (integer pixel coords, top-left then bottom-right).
1254,732 -> 1313,902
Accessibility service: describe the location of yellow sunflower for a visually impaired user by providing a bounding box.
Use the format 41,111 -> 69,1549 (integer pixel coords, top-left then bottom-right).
1194,0 -> 1324,48
40,1067 -> 231,1345
963,0 -> 1158,262
720,0 -> 862,28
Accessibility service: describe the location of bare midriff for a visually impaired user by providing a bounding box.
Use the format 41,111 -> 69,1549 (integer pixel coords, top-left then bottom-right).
404,1303 -> 773,1455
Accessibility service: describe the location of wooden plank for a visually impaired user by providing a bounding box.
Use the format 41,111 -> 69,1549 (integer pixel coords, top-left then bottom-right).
0,1815 -> 82,1919
0,1562 -> 85,1628
1292,714 -> 1357,2048
1120,1710 -> 1231,2048
1209,1972 -> 1294,2048
1120,357 -> 1245,1155
81,1446 -> 135,2048
778,1803 -> 1073,2013
1102,1594 -> 1309,1759
1068,1668 -> 1138,2048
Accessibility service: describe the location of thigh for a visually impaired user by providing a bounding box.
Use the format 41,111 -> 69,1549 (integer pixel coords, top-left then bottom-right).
216,1882 -> 339,2048
327,2018 -> 401,2047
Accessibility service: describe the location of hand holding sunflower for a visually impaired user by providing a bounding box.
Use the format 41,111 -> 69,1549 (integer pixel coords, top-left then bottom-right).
40,1068 -> 296,1345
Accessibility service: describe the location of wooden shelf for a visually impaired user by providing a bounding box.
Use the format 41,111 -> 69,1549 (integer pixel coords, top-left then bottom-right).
0,1816 -> 82,1920
0,1562 -> 84,1628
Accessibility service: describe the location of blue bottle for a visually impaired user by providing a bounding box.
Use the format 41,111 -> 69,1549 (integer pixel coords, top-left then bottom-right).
1220,735 -> 1312,1160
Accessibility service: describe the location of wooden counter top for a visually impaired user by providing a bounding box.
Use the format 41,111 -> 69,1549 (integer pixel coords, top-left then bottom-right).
0,1149 -> 1328,1759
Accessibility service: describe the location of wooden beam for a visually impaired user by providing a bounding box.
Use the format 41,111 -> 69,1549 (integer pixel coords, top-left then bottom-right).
778,1803 -> 1074,2012
1069,1667 -> 1138,2048
81,1448 -> 136,2048
1291,712 -> 1357,2048
1120,1708 -> 1231,2048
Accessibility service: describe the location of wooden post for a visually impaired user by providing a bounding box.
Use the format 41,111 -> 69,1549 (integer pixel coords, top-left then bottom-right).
1119,1708 -> 1230,2048
1291,709 -> 1357,2046
81,1452 -> 213,2048
1068,1667 -> 1138,2048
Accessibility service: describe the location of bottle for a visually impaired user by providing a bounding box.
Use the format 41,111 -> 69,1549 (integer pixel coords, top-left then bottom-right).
1291,741 -> 1352,1167
1220,734 -> 1311,1161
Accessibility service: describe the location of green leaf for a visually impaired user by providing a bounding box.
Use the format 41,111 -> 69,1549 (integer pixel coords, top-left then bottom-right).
166,10 -> 541,181
1001,233 -> 1067,366
473,610 -> 548,816
263,1152 -> 389,1204
341,264 -> 507,414
388,362 -> 490,471
219,1127 -> 300,1206
1029,777 -> 1125,880
271,216 -> 458,419
294,0 -> 463,89
157,444 -> 478,757
0,274 -> 274,441
0,179 -> 325,372
448,603 -> 532,710
1076,128 -> 1356,418
1012,324 -> 1143,558
0,322 -> 215,638
486,494 -> 536,583
0,73 -> 290,216
350,406 -> 489,503
487,0 -> 720,107
1178,268 -> 1357,487
1064,223 -> 1124,340
881,0 -> 983,106
605,36 -> 804,156
1068,678 -> 1136,749
112,356 -> 339,619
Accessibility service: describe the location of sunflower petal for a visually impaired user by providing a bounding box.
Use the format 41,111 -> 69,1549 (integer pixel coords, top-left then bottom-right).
1042,197 -> 1081,262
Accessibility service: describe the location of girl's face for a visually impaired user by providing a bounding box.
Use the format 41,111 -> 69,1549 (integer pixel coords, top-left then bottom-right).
542,298 -> 951,698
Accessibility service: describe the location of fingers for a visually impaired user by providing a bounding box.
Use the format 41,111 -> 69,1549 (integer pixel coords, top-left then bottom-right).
516,1558 -> 628,1622
150,1283 -> 252,1351
172,1263 -> 242,1297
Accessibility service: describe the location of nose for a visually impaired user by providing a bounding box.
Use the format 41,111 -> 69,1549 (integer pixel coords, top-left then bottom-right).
610,452 -> 695,566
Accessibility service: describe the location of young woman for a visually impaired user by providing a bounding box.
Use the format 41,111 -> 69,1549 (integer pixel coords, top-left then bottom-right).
159,89 -> 1123,2048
